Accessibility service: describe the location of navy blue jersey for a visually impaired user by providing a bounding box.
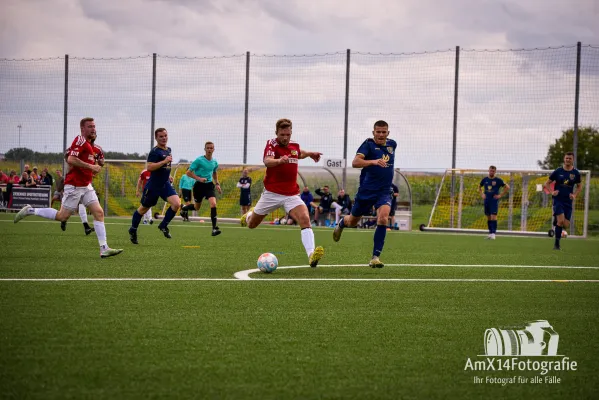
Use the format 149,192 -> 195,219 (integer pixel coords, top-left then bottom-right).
238,177 -> 252,194
549,167 -> 581,203
147,146 -> 172,188
479,177 -> 505,197
356,138 -> 396,193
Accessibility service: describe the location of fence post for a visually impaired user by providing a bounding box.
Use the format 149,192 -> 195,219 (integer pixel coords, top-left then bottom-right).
104,165 -> 109,216
62,54 -> 69,175
150,53 -> 157,153
571,42 -> 581,235
450,46 -> 460,228
342,49 -> 351,189
243,51 -> 250,165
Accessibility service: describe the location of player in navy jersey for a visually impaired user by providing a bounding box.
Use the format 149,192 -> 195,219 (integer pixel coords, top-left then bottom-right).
333,120 -> 396,268
128,128 -> 181,244
237,168 -> 252,216
543,152 -> 582,250
478,166 -> 510,240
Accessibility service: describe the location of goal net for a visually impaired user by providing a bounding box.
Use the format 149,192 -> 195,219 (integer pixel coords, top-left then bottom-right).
422,169 -> 591,237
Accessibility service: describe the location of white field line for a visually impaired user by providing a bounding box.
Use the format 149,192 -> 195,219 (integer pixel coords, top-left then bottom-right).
233,264 -> 599,280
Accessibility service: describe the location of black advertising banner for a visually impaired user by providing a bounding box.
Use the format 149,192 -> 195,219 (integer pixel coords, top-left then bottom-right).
7,186 -> 51,209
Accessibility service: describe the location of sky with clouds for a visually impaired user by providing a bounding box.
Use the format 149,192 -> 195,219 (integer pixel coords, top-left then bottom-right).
0,0 -> 598,170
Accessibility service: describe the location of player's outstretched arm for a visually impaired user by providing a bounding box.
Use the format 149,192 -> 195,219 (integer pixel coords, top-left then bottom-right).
299,150 -> 322,162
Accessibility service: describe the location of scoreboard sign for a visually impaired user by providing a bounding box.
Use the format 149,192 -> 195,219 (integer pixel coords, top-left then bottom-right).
8,186 -> 52,210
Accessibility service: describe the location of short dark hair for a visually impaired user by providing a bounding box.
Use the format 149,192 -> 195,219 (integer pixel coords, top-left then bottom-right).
205,141 -> 214,148
276,118 -> 292,132
373,120 -> 388,129
489,165 -> 497,170
80,117 -> 94,128
155,128 -> 167,137
565,152 -> 574,157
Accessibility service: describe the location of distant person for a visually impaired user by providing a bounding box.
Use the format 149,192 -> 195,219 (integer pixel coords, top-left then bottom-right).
312,185 -> 333,225
236,168 -> 252,216
389,183 -> 399,228
181,141 -> 223,237
43,167 -> 53,187
543,152 -> 582,251
300,186 -> 313,213
129,128 -> 180,244
39,170 -> 52,186
178,172 -> 195,222
332,189 -> 352,226
479,166 -> 509,240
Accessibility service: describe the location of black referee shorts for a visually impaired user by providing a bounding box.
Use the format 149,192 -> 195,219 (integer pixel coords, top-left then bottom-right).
193,181 -> 216,203
181,188 -> 192,202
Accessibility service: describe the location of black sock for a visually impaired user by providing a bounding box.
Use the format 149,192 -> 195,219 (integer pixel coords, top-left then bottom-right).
182,204 -> 195,212
83,222 -> 91,229
211,207 -> 217,229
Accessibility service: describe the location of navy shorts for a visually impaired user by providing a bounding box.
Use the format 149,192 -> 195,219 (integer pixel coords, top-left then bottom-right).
351,191 -> 392,218
484,199 -> 499,216
240,192 -> 251,206
141,182 -> 177,208
553,200 -> 573,221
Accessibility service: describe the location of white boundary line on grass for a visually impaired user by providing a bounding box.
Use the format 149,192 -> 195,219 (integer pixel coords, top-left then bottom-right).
233,263 -> 599,280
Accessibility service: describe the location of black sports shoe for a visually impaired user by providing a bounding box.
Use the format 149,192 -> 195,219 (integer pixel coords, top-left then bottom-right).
129,228 -> 138,244
60,221 -> 67,231
84,225 -> 95,236
211,227 -> 221,236
159,225 -> 172,239
553,245 -> 561,251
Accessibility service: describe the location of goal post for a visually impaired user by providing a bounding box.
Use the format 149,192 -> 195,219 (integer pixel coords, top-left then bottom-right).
421,169 -> 591,238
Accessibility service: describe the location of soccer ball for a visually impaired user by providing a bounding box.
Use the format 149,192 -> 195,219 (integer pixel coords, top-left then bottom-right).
562,230 -> 568,238
257,253 -> 278,273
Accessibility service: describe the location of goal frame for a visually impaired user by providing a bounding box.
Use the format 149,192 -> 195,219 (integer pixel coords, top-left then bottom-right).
421,168 -> 591,238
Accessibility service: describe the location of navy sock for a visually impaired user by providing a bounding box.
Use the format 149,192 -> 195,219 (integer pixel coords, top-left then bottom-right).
211,207 -> 217,229
160,207 -> 176,228
131,210 -> 143,230
555,226 -> 562,246
373,224 -> 387,257
492,221 -> 498,233
487,220 -> 492,233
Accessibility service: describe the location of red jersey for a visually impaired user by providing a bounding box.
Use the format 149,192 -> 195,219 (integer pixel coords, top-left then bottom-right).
263,139 -> 301,196
0,173 -> 8,184
139,169 -> 151,187
64,135 -> 95,187
11,175 -> 20,184
93,143 -> 105,163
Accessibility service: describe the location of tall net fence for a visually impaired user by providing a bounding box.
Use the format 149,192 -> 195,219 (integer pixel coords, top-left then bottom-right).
247,53 -> 347,165
1,46 -> 598,230
68,56 -> 153,156
0,58 -> 65,154
349,51 -> 456,170
155,55 -> 247,163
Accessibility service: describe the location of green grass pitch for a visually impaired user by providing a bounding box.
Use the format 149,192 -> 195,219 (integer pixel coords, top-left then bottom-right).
1,214 -> 598,399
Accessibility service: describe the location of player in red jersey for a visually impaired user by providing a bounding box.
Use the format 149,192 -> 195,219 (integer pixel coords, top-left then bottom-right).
60,139 -> 105,235
240,119 -> 325,267
135,169 -> 153,224
14,118 -> 123,258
